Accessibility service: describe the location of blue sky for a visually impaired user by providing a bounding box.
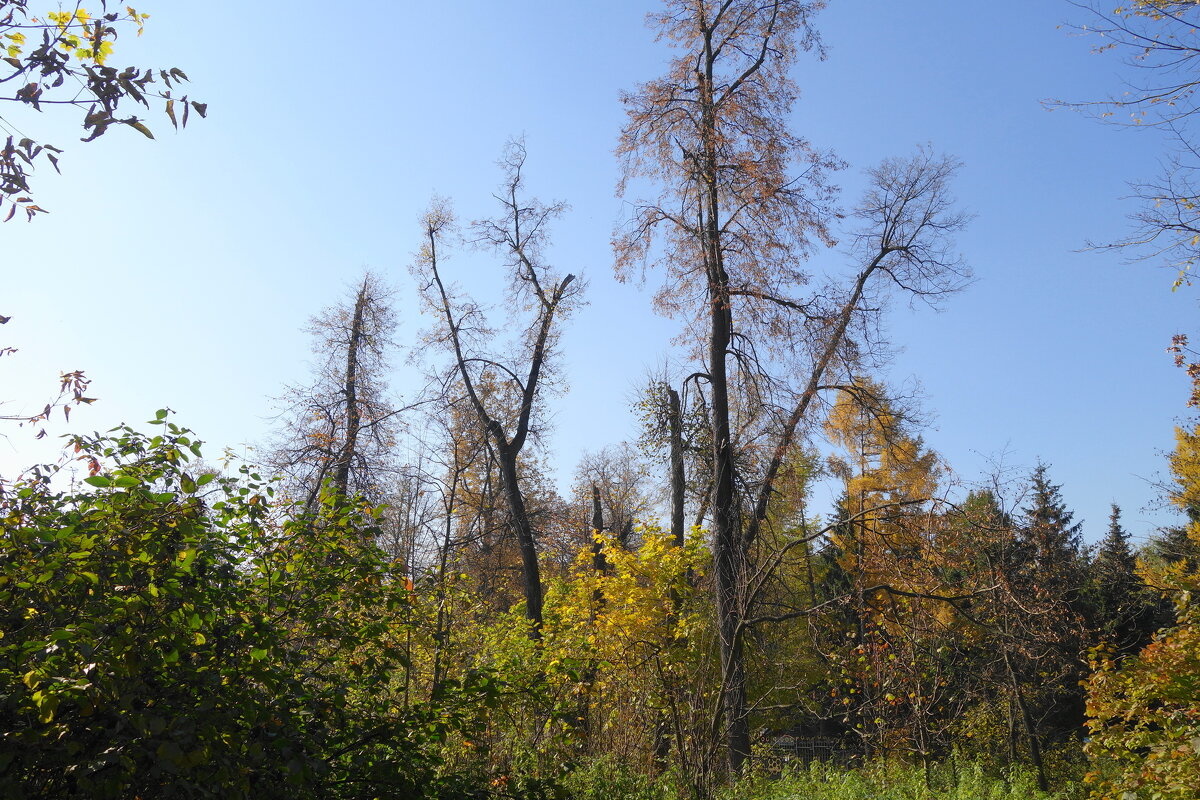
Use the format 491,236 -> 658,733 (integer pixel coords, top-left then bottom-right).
1,1 -> 1193,543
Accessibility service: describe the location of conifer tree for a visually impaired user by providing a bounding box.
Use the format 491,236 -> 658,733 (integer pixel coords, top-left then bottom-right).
1091,504 -> 1156,657
1007,464 -> 1088,767
1019,463 -> 1085,603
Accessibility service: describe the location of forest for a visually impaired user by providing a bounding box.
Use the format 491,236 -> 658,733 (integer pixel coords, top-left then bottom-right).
2,1 -> 1199,799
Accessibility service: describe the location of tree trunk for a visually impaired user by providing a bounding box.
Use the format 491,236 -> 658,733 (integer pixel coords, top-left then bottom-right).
332,279 -> 368,502
591,483 -> 608,605
669,386 -> 686,550
496,439 -> 544,637
708,217 -> 750,775
697,16 -> 751,774
431,451 -> 460,695
1003,649 -> 1049,792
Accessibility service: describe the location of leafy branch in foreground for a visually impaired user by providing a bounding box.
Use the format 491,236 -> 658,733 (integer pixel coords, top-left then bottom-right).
0,1 -> 205,221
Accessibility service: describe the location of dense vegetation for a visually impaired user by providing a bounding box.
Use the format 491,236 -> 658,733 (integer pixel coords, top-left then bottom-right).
4,412 -> 1196,798
3,1 -> 1200,799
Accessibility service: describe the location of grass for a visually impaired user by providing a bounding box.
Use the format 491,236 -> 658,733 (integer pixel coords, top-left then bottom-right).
723,759 -> 1084,800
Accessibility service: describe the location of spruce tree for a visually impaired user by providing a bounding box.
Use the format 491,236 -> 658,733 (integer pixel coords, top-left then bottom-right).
1091,504 -> 1156,657
1011,464 -> 1089,748
1146,524 -> 1200,574
1019,463 -> 1085,602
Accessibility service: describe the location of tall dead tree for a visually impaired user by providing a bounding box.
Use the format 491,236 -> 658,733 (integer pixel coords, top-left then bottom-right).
414,141 -> 582,637
574,443 -> 652,548
616,0 -> 969,775
267,272 -> 399,513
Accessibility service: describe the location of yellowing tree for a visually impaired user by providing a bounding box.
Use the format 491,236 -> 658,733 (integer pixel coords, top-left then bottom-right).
824,381 -> 940,594
821,381 -> 964,764
1084,423 -> 1200,799
543,526 -> 710,776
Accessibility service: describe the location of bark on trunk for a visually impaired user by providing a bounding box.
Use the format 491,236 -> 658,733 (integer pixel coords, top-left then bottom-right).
332,279 -> 368,501
591,484 -> 608,608
699,15 -> 751,773
668,386 -> 686,551
1003,649 -> 1049,792
496,439 -> 544,637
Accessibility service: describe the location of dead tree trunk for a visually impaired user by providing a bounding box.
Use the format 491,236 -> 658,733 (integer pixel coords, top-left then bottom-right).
331,279 -> 368,501
669,386 -> 686,550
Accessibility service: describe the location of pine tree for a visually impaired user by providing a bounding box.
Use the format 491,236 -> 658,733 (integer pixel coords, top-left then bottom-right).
1019,463 -> 1085,603
1145,524 -> 1200,571
1091,504 -> 1156,657
1008,464 -> 1088,758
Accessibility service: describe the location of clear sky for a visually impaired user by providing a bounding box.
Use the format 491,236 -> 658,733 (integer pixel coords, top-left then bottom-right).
1,1 -> 1193,545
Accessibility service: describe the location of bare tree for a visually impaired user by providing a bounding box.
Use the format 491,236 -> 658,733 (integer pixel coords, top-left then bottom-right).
266,272 -> 401,513
1058,2 -> 1200,407
413,140 -> 583,638
616,0 -> 969,774
574,443 -> 654,549
1058,2 -> 1200,279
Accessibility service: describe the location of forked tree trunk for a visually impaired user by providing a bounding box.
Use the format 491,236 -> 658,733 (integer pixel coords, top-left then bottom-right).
420,178 -> 576,640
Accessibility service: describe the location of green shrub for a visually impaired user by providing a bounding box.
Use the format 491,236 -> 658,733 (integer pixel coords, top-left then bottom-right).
0,416 -> 493,799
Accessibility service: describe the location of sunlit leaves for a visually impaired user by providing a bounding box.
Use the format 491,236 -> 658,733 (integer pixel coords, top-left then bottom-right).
0,416 -> 471,797
0,3 -> 204,220
1084,422 -> 1200,799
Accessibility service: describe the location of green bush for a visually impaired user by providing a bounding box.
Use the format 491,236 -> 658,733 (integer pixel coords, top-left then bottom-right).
0,416 -> 493,799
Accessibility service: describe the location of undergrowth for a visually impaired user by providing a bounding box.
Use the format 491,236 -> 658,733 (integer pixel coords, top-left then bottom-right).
553,757 -> 1084,800
722,759 -> 1083,800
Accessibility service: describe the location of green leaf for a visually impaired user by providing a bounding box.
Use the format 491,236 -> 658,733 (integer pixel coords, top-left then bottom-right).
113,475 -> 139,488
156,740 -> 184,765
177,548 -> 197,572
84,476 -> 112,488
